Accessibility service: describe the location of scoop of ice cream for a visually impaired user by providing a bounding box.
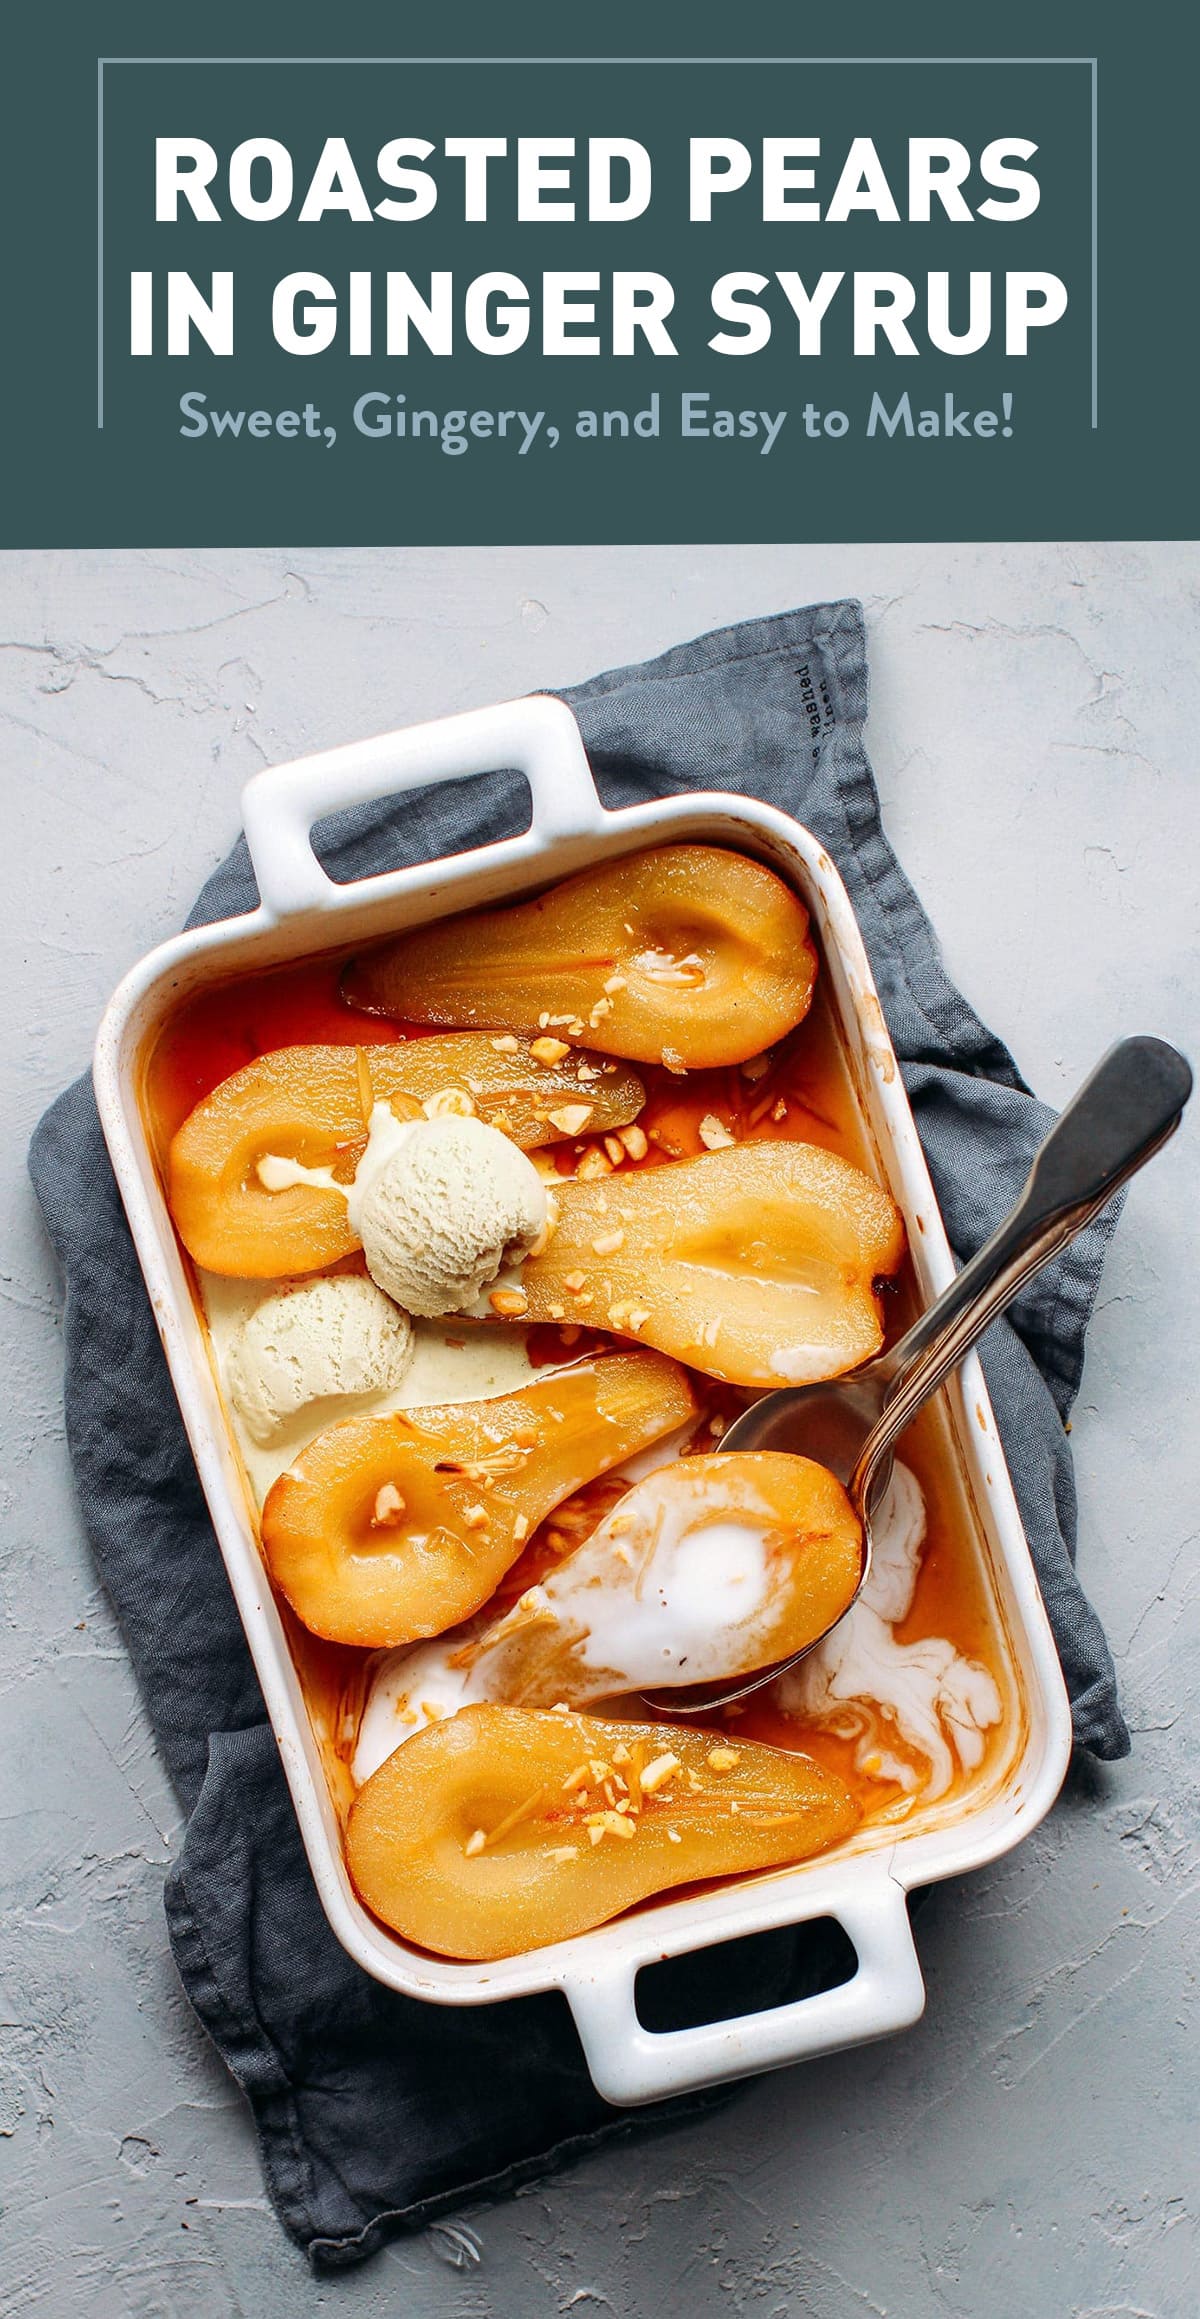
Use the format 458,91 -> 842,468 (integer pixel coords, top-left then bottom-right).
345,1102 -> 547,1319
225,1274 -> 414,1445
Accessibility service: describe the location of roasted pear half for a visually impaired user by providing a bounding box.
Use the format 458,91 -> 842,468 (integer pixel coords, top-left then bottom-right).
511,1141 -> 905,1386
342,845 -> 818,1069
346,1704 -> 859,1958
460,1452 -> 864,1706
167,1036 -> 644,1276
260,1351 -> 697,1646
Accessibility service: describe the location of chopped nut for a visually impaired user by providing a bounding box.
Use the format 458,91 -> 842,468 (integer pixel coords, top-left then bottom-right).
551,1845 -> 579,1863
547,1103 -> 593,1137
609,1514 -> 632,1535
576,1062 -> 602,1083
640,1752 -> 681,1794
661,1046 -> 688,1076
591,1228 -> 625,1256
464,1504 -> 489,1530
588,1825 -> 605,1846
617,1122 -> 649,1160
421,1700 -> 445,1721
489,1287 -> 529,1318
706,1747 -> 742,1772
538,1012 -> 551,1028
603,1135 -> 626,1167
740,1053 -> 772,1082
666,1827 -> 682,1845
589,995 -> 614,1024
612,1542 -> 633,1568
599,1810 -> 636,1841
422,1086 -> 476,1118
354,1047 -> 376,1126
708,1413 -> 727,1437
607,1301 -> 631,1330
513,1512 -> 530,1544
567,1018 -> 587,1039
546,1302 -> 566,1321
611,1742 -> 631,1765
626,1307 -> 652,1333
531,1035 -> 571,1066
698,1113 -> 736,1150
562,1763 -> 592,1794
464,1829 -> 487,1858
479,1783 -> 554,1850
490,1034 -> 521,1053
639,949 -> 706,987
771,1097 -> 788,1123
603,973 -> 627,995
563,1270 -> 588,1295
575,1146 -> 613,1180
371,1483 -> 406,1527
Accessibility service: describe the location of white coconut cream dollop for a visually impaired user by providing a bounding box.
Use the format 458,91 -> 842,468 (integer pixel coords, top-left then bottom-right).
776,1461 -> 1002,1800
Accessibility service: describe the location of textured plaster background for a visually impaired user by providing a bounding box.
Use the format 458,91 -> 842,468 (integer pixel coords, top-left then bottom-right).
1,543 -> 1197,2316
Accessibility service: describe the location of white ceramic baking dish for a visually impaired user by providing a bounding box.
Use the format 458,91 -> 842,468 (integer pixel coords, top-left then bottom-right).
94,693 -> 1072,2106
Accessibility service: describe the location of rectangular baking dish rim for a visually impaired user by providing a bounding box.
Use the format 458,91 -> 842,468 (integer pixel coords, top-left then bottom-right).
92,701 -> 1073,2092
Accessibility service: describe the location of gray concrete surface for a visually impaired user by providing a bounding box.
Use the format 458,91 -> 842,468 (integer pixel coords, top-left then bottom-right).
1,544 -> 1196,2316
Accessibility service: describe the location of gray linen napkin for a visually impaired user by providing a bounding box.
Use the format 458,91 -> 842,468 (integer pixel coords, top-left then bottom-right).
29,600 -> 1128,2272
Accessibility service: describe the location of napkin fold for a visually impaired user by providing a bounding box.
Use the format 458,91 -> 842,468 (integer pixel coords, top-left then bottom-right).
30,600 -> 1128,2271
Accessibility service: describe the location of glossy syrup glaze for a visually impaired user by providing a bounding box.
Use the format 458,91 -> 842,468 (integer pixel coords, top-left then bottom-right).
144,931 -> 1016,1839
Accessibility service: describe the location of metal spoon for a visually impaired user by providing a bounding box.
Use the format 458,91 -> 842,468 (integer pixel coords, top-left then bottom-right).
642,1035 -> 1191,1716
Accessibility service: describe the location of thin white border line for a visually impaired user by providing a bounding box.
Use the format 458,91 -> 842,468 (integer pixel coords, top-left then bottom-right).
95,55 -> 1100,433
97,60 -> 104,430
1091,57 -> 1099,428
99,55 -> 1100,67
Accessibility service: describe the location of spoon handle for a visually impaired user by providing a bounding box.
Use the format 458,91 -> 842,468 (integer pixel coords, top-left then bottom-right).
855,1036 -> 1191,1503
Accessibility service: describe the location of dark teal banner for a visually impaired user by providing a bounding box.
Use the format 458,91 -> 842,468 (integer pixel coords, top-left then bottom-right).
4,4 -> 1196,544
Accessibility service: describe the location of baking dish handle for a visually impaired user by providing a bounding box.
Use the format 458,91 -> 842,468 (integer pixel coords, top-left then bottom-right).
564,1871 -> 924,2107
241,694 -> 603,920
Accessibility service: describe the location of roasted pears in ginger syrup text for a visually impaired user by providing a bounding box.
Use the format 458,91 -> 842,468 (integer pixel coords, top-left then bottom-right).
168,1034 -> 644,1276
260,1352 -> 697,1646
346,1704 -> 860,1958
506,1140 -> 905,1387
341,845 -> 818,1070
